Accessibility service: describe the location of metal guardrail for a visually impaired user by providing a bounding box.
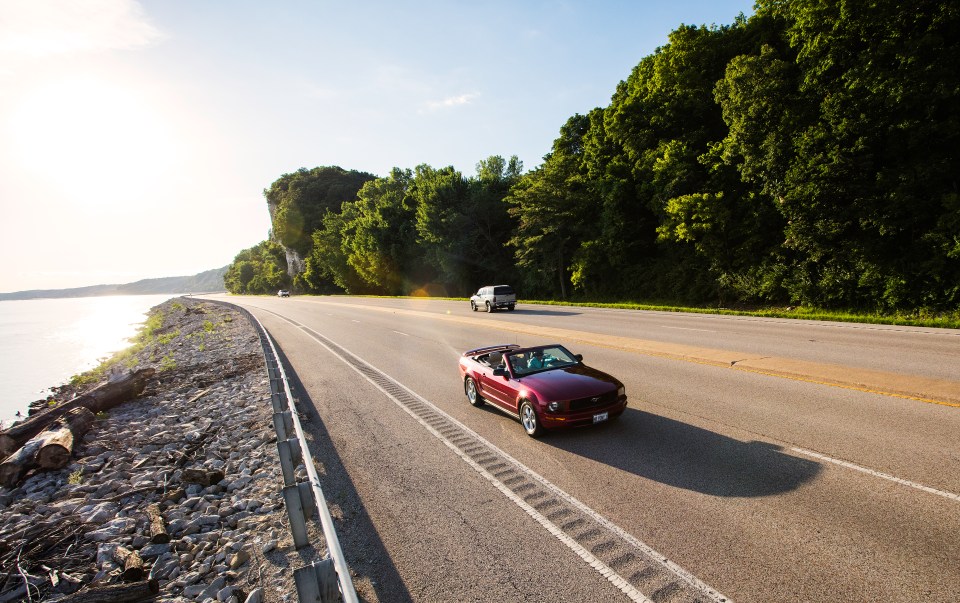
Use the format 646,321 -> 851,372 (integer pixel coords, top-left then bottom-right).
215,301 -> 358,603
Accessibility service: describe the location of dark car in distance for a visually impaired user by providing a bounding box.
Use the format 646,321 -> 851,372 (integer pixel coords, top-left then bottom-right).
458,343 -> 627,437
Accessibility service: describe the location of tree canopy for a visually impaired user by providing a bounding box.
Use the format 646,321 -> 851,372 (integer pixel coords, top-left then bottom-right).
223,240 -> 289,295
227,1 -> 959,312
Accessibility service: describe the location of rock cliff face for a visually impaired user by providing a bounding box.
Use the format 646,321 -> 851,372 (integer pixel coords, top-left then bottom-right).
283,248 -> 305,279
266,199 -> 304,280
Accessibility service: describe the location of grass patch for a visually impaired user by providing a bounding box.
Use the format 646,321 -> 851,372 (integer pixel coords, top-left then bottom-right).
520,299 -> 960,329
159,352 -> 176,372
68,302 -> 184,387
155,328 -> 180,345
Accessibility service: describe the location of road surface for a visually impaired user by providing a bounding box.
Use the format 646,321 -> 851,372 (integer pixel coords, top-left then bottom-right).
204,294 -> 960,602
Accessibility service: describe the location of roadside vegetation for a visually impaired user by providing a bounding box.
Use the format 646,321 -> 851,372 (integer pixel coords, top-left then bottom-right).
519,299 -> 960,330
226,1 -> 959,322
68,303 -> 185,387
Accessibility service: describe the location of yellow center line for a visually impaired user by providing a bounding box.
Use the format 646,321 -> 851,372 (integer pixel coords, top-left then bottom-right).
309,299 -> 960,408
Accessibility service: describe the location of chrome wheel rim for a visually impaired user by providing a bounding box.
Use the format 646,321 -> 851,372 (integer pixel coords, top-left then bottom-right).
465,379 -> 477,403
521,404 -> 537,432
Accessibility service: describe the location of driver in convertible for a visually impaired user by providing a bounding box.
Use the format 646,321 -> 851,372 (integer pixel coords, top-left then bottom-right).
527,350 -> 544,370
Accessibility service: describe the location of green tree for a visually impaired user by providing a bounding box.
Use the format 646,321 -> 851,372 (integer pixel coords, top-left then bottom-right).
462,155 -> 523,288
600,22 -> 760,302
223,240 -> 289,294
508,116 -> 595,299
411,164 -> 473,294
345,169 -> 431,294
264,166 -> 375,260
759,0 -> 960,309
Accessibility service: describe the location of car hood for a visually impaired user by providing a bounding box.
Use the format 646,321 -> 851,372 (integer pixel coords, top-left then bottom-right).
515,365 -> 620,401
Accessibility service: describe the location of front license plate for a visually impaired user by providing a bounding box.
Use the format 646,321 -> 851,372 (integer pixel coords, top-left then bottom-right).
593,411 -> 609,423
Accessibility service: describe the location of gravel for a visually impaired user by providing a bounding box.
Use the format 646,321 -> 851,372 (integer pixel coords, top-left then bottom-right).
0,297 -> 312,602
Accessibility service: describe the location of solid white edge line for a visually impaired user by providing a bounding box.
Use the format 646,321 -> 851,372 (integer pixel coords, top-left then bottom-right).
791,447 -> 960,503
299,324 -> 731,603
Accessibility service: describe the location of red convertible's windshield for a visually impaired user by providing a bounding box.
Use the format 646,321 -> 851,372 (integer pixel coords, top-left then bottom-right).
506,345 -> 578,377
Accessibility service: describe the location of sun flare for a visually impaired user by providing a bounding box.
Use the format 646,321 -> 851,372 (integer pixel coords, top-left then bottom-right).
8,74 -> 180,207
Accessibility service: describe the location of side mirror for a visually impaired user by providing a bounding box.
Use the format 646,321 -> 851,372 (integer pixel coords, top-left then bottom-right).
575,354 -> 583,362
493,367 -> 508,378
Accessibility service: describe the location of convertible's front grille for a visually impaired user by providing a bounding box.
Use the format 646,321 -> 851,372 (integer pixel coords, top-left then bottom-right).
568,390 -> 617,412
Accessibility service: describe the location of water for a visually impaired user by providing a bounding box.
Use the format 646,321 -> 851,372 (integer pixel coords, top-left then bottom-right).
0,294 -> 179,427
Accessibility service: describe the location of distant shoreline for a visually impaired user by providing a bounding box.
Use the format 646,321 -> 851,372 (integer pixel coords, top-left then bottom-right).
0,266 -> 228,301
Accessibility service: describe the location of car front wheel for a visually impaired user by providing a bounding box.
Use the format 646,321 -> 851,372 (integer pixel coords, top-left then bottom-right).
519,400 -> 544,437
470,301 -> 477,311
464,377 -> 484,407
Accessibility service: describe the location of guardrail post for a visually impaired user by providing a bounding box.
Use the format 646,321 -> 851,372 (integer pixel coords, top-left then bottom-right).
282,485 -> 309,549
298,481 -> 316,518
271,392 -> 286,412
294,559 -> 338,603
277,439 -> 296,486
273,410 -> 293,441
294,563 -> 321,602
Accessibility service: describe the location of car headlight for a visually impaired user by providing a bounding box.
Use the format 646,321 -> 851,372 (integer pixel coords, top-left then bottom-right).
548,401 -> 560,412
617,386 -> 625,397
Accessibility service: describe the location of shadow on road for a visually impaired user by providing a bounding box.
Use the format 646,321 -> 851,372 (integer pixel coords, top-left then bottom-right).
274,344 -> 414,603
541,408 -> 822,497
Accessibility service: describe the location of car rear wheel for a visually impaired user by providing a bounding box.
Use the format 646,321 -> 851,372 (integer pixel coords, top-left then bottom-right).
507,304 -> 515,311
519,400 -> 544,437
470,300 -> 477,311
464,377 -> 484,407
485,301 -> 493,313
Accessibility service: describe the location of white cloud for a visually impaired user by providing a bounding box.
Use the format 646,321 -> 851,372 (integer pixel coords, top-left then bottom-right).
0,0 -> 162,65
423,92 -> 479,112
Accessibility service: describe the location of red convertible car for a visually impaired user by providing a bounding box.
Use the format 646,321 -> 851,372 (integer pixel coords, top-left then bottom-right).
458,343 -> 627,437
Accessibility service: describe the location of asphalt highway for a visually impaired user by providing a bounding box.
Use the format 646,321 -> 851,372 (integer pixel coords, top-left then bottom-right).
204,294 -> 960,602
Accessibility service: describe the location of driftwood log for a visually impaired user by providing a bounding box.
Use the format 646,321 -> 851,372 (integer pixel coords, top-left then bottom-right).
182,467 -> 225,486
0,407 -> 94,487
145,503 -> 170,544
37,407 -> 96,469
66,578 -> 158,603
0,368 -> 154,457
114,545 -> 145,582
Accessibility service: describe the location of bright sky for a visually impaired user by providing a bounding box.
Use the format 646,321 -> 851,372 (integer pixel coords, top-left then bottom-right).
0,0 -> 754,293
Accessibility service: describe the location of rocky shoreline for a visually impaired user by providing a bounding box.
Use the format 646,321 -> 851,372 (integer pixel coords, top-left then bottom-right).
0,297 -> 308,602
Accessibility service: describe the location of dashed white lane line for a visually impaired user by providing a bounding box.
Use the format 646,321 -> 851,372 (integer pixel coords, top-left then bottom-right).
660,326 -> 717,332
791,447 -> 960,503
392,330 -> 409,336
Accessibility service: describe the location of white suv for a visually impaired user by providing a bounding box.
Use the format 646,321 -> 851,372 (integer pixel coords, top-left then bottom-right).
470,285 -> 516,312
